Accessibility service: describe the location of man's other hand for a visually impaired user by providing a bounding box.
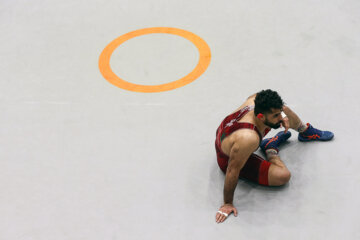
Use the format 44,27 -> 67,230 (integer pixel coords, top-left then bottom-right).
215,204 -> 238,223
281,116 -> 290,133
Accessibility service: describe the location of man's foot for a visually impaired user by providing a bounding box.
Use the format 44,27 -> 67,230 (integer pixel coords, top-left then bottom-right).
260,131 -> 292,153
298,123 -> 334,142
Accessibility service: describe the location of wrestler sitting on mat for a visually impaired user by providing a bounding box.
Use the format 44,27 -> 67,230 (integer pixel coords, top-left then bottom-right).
215,89 -> 334,223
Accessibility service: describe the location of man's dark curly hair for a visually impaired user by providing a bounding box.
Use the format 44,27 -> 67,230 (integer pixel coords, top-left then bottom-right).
254,89 -> 284,115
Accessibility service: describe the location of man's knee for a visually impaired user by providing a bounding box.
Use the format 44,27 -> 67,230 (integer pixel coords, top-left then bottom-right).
278,169 -> 291,185
269,167 -> 291,186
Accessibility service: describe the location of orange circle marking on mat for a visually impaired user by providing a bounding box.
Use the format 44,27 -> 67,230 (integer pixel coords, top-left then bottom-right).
98,27 -> 211,93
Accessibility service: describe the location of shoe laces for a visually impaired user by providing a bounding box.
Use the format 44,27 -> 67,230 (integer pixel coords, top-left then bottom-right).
305,124 -> 322,136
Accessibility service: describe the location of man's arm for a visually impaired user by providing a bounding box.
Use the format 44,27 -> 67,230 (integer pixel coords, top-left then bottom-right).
282,105 -> 301,130
216,132 -> 259,223
223,133 -> 259,204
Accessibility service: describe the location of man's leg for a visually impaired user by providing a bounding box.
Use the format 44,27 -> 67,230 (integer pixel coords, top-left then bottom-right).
216,136 -> 290,186
260,131 -> 292,186
237,153 -> 291,186
267,153 -> 291,186
283,105 -> 334,141
283,105 -> 307,132
238,154 -> 272,186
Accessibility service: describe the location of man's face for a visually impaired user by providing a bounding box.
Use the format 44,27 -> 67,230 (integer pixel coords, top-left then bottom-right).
263,108 -> 283,129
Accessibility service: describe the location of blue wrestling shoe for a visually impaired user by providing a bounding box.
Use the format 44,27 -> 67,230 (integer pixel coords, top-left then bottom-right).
298,123 -> 334,142
260,131 -> 292,153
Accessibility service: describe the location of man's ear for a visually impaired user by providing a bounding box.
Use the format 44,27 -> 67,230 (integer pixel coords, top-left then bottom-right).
257,113 -> 264,119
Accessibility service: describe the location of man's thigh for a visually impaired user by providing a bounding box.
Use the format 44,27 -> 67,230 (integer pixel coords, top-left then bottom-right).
239,154 -> 271,186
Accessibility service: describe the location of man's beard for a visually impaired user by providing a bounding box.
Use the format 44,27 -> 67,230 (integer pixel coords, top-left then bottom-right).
264,119 -> 281,129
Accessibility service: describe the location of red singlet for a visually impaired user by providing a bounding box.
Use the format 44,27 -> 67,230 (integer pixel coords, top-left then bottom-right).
215,106 -> 271,186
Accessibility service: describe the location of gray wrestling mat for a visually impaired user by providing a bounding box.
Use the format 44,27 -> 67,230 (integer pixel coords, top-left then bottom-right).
1,0 -> 360,239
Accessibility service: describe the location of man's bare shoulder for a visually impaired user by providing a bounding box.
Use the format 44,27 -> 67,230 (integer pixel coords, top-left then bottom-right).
223,129 -> 259,158
221,128 -> 260,155
231,129 -> 260,147
247,93 -> 257,100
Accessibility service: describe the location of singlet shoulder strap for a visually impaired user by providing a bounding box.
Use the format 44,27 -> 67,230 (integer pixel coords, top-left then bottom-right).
219,105 -> 265,144
227,105 -> 254,120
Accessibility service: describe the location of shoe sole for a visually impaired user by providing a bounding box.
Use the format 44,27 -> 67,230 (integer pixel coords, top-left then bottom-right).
298,135 -> 334,142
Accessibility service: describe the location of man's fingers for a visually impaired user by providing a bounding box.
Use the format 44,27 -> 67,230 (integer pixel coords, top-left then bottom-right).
221,211 -> 230,222
216,210 -> 230,223
220,214 -> 227,223
233,208 -> 238,217
216,214 -> 224,223
285,121 -> 290,132
216,213 -> 221,223
216,212 -> 225,223
281,121 -> 289,133
285,124 -> 289,133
